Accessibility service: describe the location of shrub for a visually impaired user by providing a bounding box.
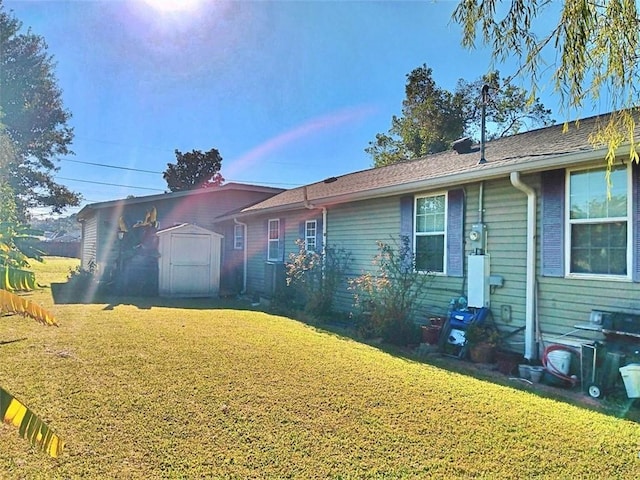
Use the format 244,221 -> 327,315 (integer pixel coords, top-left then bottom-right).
348,237 -> 433,345
285,240 -> 351,317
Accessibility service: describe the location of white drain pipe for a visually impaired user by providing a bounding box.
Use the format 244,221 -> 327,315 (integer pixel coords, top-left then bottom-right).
510,172 -> 537,360
303,186 -> 328,277
234,218 -> 248,294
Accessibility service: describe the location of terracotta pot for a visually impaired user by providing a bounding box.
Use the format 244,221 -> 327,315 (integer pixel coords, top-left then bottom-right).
429,316 -> 446,328
421,325 -> 442,345
469,342 -> 496,363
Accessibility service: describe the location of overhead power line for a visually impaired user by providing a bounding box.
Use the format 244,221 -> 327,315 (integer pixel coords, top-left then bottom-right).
55,175 -> 300,191
61,158 -> 162,174
56,177 -> 165,192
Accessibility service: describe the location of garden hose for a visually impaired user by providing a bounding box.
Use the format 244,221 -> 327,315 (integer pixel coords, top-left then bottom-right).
542,344 -> 579,387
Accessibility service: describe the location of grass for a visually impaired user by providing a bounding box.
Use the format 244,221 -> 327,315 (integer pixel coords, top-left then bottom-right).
1,257 -> 640,478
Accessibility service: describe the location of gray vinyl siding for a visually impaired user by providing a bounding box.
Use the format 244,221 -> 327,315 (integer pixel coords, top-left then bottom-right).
535,173 -> 639,349
464,174 -> 638,352
80,215 -> 98,270
244,209 -> 323,297
329,197 -> 398,313
324,177 -> 539,351
329,195 -> 465,318
81,188 -> 277,287
483,172 -> 639,351
472,177 -> 529,349
245,219 -> 267,295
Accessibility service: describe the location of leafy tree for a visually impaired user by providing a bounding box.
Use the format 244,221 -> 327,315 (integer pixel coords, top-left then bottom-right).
366,65 -> 466,167
0,129 -> 19,224
452,0 -> 640,168
0,129 -> 42,291
457,71 -> 554,140
29,213 -> 80,239
163,148 -> 225,192
366,65 -> 552,167
0,4 -> 80,218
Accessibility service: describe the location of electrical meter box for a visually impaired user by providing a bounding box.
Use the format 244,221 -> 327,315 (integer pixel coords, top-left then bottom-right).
469,223 -> 487,252
468,254 -> 490,308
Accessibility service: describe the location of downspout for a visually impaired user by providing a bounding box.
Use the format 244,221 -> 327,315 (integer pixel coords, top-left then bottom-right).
234,218 -> 248,294
510,172 -> 537,360
303,186 -> 328,276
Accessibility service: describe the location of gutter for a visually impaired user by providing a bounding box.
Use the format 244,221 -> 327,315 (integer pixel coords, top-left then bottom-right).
510,172 -> 537,360
234,218 -> 248,294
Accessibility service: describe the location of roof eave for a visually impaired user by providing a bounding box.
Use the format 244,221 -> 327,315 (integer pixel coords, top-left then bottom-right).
316,147 -> 610,205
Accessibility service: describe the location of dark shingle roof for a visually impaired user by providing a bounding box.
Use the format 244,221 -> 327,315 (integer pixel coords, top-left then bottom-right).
77,182 -> 284,220
238,113 -> 633,216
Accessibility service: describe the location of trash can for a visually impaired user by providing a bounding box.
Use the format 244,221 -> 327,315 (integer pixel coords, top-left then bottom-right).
619,364 -> 640,398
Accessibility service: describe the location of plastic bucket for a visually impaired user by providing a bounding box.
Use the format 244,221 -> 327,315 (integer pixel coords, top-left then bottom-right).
546,349 -> 572,375
529,366 -> 544,383
518,364 -> 531,379
619,364 -> 640,398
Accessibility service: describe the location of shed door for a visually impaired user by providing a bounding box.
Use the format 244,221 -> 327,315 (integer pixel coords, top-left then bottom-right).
169,233 -> 212,296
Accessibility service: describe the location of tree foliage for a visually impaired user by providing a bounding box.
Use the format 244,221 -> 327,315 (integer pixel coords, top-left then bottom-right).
366,64 -> 552,167
163,148 -> 225,192
452,0 -> 640,168
0,3 -> 79,218
0,128 -> 42,291
457,71 -> 553,139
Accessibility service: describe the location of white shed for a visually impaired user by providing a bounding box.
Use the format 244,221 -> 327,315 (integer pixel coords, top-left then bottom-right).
157,224 -> 223,298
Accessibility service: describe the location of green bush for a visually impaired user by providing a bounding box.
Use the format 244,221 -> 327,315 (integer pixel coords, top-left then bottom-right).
285,240 -> 351,318
349,237 -> 432,345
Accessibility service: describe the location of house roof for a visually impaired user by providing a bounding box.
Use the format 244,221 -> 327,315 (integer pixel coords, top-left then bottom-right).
229,113 -> 637,218
76,182 -> 285,220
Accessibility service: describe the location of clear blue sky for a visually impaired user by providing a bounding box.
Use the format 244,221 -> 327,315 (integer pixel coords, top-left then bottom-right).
6,0 -> 577,217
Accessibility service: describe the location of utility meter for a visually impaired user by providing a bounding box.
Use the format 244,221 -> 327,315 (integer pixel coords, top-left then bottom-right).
469,223 -> 487,252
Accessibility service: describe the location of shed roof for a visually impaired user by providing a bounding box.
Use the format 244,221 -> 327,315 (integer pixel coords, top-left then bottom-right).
157,223 -> 223,238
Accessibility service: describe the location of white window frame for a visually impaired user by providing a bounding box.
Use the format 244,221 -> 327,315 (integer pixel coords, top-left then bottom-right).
305,220 -> 317,252
267,218 -> 281,262
564,163 -> 632,280
234,224 -> 244,250
414,192 -> 447,274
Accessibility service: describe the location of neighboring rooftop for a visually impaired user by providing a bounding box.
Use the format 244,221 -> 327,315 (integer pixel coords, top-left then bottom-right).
77,182 -> 285,220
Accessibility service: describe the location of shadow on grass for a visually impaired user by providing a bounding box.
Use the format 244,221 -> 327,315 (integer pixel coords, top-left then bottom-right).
101,295 -> 257,311
50,281 -> 259,312
285,313 -> 640,425
49,284 -> 640,424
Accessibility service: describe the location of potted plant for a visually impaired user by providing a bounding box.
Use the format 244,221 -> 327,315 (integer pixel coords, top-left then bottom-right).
464,324 -> 501,363
421,316 -> 446,345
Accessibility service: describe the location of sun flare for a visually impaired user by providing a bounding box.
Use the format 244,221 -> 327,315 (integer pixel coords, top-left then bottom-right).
142,0 -> 201,13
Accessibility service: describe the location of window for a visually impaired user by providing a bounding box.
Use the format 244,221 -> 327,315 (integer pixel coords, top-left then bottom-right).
567,164 -> 630,277
234,224 -> 244,250
305,220 -> 317,252
414,193 -> 446,273
267,219 -> 280,261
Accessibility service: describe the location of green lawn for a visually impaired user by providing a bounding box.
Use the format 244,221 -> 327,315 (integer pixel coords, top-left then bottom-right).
1,257 -> 639,478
